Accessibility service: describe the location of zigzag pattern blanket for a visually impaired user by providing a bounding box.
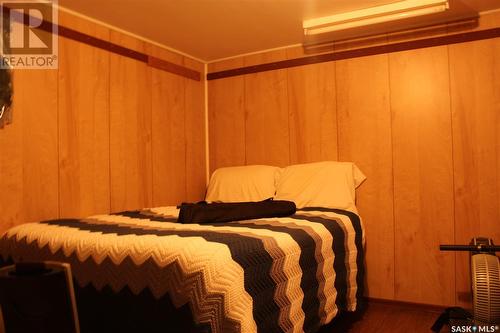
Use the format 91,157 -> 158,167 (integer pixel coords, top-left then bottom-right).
0,206 -> 364,333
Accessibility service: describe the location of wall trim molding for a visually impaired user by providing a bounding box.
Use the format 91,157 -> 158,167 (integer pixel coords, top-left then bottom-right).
5,6 -> 201,81
57,21 -> 201,81
56,5 -> 206,64
207,27 -> 500,80
365,297 -> 451,313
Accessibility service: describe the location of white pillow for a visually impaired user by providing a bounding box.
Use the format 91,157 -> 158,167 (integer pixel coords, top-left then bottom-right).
206,165 -> 282,203
274,161 -> 366,211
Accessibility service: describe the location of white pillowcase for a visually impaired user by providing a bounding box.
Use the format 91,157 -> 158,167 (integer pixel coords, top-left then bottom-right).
274,161 -> 366,211
206,165 -> 282,203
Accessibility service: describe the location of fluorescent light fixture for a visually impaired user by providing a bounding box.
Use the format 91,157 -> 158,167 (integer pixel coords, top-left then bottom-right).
303,0 -> 449,35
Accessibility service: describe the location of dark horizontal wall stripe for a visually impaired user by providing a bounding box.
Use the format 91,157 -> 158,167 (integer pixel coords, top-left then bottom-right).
58,27 -> 201,81
148,56 -> 201,81
58,25 -> 148,62
207,27 -> 500,80
9,7 -> 201,81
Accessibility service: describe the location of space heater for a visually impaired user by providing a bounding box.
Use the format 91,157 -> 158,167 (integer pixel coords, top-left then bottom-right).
439,238 -> 500,326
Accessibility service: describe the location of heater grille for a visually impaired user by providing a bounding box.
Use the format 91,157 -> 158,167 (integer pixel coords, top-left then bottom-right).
471,253 -> 500,324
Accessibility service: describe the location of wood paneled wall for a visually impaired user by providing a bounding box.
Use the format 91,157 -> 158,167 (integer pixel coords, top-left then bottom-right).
0,11 -> 206,234
0,5 -> 497,309
207,12 -> 500,306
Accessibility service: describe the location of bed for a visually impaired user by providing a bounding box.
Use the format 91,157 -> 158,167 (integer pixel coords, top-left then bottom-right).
0,161 -> 366,333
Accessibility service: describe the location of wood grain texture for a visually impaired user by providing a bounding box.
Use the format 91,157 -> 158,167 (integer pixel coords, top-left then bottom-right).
244,51 -> 290,166
0,10 -> 203,234
203,8 -> 500,308
150,45 -> 187,206
208,57 -> 245,73
58,13 -> 110,218
448,37 -> 500,306
389,46 -> 455,305
0,72 -> 24,234
209,29 -> 500,81
336,54 -> 395,300
208,81 -> 245,172
242,49 -> 289,67
184,57 -> 207,201
109,31 -> 152,212
318,300 -> 442,333
208,58 -> 245,173
147,56 -> 200,81
16,69 -> 59,224
287,60 -> 337,164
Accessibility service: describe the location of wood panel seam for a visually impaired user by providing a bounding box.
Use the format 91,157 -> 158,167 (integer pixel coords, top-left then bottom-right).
108,42 -> 112,214
446,40 -> 458,306
243,75 -> 247,165
386,51 -> 396,301
56,65 -> 61,220
183,76 -> 189,203
333,62 -> 340,162
286,67 -> 292,163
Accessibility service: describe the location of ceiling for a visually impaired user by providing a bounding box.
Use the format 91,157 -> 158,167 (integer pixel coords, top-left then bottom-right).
58,0 -> 500,62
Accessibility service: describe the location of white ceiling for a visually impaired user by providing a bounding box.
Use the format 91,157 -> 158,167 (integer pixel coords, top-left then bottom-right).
58,0 -> 500,61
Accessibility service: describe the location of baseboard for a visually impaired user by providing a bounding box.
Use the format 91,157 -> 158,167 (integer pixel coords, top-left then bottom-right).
365,297 -> 451,313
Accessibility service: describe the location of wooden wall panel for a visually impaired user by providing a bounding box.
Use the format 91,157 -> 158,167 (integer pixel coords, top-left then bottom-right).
109,31 -> 152,212
243,51 -> 289,166
208,76 -> 245,172
243,49 -> 289,67
184,57 -> 207,201
390,46 -> 455,305
0,10 -> 206,235
287,61 -> 337,164
244,68 -> 290,166
336,54 -> 395,300
17,70 -> 60,224
449,37 -> 500,306
0,73 -> 24,234
151,46 -> 187,206
208,58 -> 245,173
205,11 -> 500,306
58,13 -> 110,218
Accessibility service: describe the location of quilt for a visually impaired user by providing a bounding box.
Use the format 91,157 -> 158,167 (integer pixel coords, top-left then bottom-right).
0,206 -> 364,333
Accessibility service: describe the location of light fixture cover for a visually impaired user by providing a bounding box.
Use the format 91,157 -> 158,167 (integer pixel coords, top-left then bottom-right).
303,0 -> 450,35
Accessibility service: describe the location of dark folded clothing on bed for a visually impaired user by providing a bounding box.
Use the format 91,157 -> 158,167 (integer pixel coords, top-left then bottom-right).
177,199 -> 296,224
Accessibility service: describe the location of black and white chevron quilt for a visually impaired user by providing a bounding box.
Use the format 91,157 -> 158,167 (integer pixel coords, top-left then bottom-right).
0,206 -> 364,333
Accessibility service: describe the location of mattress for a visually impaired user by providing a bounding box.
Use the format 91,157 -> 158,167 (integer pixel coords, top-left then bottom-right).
0,206 -> 364,333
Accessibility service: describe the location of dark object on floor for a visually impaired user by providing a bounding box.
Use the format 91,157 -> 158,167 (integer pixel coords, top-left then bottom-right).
75,283 -> 211,333
431,307 -> 473,332
178,199 -> 296,224
0,261 -> 80,333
